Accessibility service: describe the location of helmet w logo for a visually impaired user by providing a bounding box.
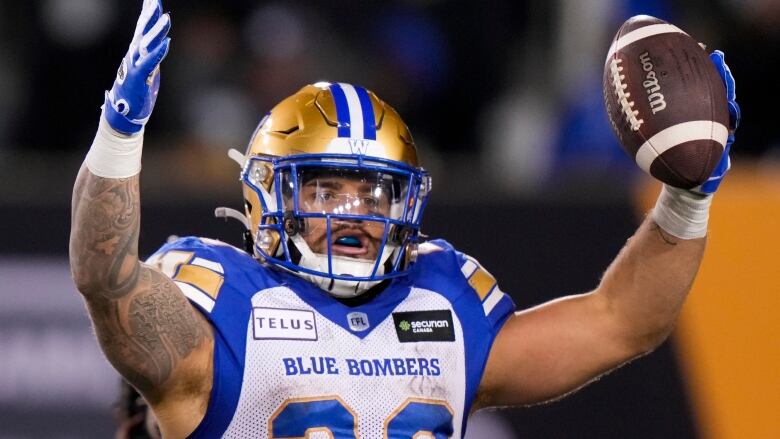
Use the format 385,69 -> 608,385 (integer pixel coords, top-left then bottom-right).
348,138 -> 369,156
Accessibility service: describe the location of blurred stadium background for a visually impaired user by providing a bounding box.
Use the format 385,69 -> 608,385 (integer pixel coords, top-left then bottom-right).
0,0 -> 778,437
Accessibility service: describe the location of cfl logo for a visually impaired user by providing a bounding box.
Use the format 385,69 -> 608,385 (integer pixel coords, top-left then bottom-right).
347,312 -> 370,332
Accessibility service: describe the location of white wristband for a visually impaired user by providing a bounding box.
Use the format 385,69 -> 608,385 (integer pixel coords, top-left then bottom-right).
651,185 -> 713,239
85,111 -> 144,178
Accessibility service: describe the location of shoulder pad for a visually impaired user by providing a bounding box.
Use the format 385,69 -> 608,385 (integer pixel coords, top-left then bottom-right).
458,255 -> 498,302
145,236 -> 250,313
417,241 -> 445,255
453,249 -> 514,322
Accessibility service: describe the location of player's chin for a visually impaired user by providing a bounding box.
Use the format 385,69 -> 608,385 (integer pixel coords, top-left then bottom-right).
307,242 -> 369,259
330,244 -> 379,260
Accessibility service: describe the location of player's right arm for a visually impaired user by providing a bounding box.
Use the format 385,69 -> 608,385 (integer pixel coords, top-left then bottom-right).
474,52 -> 740,410
69,2 -> 211,437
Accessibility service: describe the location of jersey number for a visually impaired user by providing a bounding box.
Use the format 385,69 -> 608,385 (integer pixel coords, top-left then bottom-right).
270,397 -> 454,438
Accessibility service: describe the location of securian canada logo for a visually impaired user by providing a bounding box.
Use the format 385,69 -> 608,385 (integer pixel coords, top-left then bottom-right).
403,318 -> 449,333
393,310 -> 455,342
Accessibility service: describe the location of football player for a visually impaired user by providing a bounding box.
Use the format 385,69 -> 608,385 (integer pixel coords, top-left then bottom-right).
70,1 -> 740,438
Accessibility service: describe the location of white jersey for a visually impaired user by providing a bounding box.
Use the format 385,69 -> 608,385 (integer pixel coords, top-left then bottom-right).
147,237 -> 515,438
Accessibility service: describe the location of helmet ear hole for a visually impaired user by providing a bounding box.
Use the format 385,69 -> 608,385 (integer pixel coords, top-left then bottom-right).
244,200 -> 252,213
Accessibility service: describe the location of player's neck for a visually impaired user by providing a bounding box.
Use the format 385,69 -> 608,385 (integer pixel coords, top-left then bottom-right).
334,280 -> 390,307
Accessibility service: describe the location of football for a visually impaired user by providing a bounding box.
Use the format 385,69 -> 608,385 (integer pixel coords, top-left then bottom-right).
603,15 -> 729,189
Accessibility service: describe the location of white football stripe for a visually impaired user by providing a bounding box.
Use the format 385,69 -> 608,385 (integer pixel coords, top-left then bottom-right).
482,286 -> 505,316
175,281 -> 216,312
606,24 -> 687,61
338,83 -> 365,139
635,121 -> 729,173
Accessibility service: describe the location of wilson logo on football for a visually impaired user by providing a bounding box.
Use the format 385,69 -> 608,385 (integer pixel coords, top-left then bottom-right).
639,51 -> 667,114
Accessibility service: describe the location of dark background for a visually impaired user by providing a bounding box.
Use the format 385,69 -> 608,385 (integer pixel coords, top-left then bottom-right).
1,0 -> 778,437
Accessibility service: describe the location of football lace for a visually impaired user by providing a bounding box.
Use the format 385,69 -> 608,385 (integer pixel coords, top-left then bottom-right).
610,58 -> 644,131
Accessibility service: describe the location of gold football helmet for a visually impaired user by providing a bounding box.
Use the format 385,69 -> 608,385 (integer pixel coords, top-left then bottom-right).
237,82 -> 431,297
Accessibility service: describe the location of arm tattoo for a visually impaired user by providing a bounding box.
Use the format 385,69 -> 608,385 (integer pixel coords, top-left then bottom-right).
71,167 -> 141,299
92,269 -> 207,393
70,166 -> 209,395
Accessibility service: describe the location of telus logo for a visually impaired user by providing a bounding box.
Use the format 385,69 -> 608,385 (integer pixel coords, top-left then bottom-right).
253,307 -> 318,341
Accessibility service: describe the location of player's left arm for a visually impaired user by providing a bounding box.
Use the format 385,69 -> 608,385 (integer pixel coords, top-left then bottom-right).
474,52 -> 740,409
476,215 -> 704,408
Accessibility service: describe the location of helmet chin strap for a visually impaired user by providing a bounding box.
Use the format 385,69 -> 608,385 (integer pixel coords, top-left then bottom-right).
289,234 -> 396,298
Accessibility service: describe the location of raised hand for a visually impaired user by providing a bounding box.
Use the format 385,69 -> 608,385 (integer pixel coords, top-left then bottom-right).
104,0 -> 171,135
694,50 -> 741,195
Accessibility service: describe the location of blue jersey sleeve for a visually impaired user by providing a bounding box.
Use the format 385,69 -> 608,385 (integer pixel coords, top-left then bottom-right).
451,247 -> 516,330
415,239 -> 516,332
412,239 -> 515,430
146,236 -> 262,315
146,236 -> 272,439
144,236 -> 256,314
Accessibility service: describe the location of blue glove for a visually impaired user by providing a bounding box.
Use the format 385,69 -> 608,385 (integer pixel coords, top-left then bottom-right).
104,0 -> 171,135
694,50 -> 741,195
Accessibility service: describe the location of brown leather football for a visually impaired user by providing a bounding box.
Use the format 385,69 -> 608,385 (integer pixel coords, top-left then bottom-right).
603,15 -> 729,189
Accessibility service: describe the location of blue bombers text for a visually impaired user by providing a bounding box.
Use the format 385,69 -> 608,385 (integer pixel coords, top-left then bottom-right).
282,356 -> 441,377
